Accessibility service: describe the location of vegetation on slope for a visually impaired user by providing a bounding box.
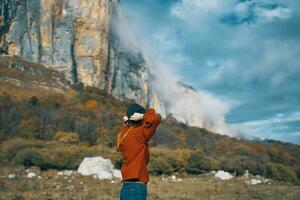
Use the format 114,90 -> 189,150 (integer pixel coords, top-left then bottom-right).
0,56 -> 300,184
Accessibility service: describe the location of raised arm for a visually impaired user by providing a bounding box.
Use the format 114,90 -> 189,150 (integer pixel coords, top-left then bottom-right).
143,108 -> 161,143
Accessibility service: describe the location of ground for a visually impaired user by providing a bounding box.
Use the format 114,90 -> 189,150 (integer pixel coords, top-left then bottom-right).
0,166 -> 299,200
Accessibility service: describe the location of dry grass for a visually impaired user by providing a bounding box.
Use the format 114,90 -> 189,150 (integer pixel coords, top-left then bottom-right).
0,166 -> 299,200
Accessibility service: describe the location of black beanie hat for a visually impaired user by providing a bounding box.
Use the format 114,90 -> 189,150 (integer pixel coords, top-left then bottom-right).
126,103 -> 146,120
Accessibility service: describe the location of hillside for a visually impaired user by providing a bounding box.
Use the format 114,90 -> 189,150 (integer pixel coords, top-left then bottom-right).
0,56 -> 300,186
0,0 -> 230,132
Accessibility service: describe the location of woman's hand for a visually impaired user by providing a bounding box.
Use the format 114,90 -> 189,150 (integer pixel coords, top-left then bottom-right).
130,112 -> 144,121
123,116 -> 129,122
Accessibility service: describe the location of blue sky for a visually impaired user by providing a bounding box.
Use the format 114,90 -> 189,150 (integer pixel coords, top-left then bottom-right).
121,0 -> 300,144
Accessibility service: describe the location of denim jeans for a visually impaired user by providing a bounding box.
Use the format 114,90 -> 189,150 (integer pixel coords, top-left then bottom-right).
120,182 -> 147,200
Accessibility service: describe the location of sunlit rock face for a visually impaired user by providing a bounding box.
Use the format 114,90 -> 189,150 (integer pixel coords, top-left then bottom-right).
0,0 -> 230,134
1,0 -> 113,86
0,0 -> 156,106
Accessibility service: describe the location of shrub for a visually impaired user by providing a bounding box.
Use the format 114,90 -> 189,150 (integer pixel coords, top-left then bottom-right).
267,163 -> 298,183
0,138 -> 44,162
54,131 -> 79,144
15,148 -> 45,167
29,96 -> 39,106
149,156 -> 172,175
84,99 -> 98,110
38,145 -> 83,169
16,116 -> 41,139
149,147 -> 191,175
186,150 -> 212,174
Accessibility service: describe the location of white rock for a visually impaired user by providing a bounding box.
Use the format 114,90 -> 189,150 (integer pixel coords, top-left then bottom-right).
27,172 -> 37,178
62,9 -> 67,16
215,170 -> 233,180
243,170 -> 249,178
262,178 -> 271,183
77,156 -> 119,180
176,178 -> 183,182
165,174 -> 183,182
171,175 -> 176,181
8,174 -> 16,179
58,170 -> 75,176
246,179 -> 262,185
112,169 -> 122,179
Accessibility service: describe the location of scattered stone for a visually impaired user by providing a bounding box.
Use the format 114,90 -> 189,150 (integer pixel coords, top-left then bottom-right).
162,174 -> 183,182
246,179 -> 262,185
58,170 -> 75,176
66,185 -> 74,190
26,166 -> 41,175
27,172 -> 37,178
245,174 -> 271,185
215,170 -> 233,180
83,186 -> 88,192
8,173 -> 17,179
243,170 -> 249,178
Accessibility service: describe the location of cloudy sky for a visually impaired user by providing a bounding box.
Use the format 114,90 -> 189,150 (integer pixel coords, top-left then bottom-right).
121,0 -> 300,144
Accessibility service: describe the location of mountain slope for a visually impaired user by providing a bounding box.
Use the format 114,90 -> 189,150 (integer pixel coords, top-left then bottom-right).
0,0 -> 231,134
0,57 -> 299,184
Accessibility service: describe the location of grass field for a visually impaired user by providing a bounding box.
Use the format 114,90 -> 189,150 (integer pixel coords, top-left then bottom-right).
0,166 -> 299,200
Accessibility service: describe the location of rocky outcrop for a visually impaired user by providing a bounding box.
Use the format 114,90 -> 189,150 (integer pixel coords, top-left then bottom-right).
0,0 -> 229,133
1,0 -> 112,84
0,0 -> 155,103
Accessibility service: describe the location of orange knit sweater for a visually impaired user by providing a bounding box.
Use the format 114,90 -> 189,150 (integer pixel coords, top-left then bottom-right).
118,108 -> 161,185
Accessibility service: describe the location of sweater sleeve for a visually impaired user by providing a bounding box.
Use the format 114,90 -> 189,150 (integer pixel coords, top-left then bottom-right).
143,108 -> 161,143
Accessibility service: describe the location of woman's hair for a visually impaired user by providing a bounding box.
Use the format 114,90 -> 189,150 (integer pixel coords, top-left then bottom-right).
116,120 -> 143,152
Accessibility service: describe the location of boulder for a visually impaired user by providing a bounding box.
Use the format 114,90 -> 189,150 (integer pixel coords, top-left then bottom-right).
215,170 -> 233,180
77,156 -> 121,180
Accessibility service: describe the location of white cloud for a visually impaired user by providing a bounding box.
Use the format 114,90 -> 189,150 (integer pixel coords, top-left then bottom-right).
230,112 -> 300,139
170,0 -> 233,22
171,0 -> 292,26
256,6 -> 292,21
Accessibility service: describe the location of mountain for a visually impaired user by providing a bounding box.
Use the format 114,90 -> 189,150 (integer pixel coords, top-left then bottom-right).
0,0 -> 161,112
0,56 -> 300,185
0,0 -> 230,134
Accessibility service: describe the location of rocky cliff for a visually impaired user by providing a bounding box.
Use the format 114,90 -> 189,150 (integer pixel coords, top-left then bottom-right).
0,0 -> 160,106
0,0 -> 228,134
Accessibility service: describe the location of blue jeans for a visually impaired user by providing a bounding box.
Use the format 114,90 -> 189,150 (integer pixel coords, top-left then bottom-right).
120,182 -> 147,200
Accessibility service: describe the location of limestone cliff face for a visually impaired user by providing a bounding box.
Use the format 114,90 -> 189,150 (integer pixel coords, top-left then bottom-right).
1,0 -> 115,86
0,0 -> 159,109
0,0 -> 229,134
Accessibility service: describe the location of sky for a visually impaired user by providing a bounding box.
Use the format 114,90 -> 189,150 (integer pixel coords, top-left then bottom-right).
121,0 -> 300,144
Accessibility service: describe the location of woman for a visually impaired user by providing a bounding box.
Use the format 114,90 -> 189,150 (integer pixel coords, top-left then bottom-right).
116,103 -> 161,200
